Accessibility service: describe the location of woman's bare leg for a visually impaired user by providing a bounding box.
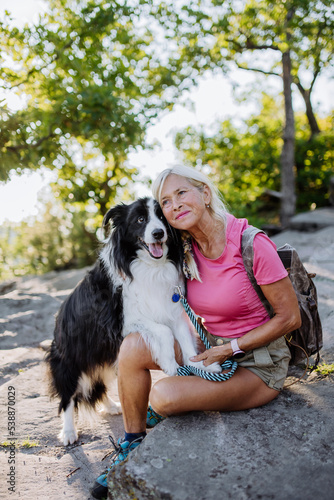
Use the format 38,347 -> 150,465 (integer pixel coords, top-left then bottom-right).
118,332 -> 279,433
150,367 -> 279,416
117,333 -> 161,433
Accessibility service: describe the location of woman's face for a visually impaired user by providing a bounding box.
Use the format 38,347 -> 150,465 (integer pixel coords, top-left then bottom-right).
160,174 -> 210,231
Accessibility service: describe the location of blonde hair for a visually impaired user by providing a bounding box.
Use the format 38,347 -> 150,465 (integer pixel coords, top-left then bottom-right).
152,165 -> 229,281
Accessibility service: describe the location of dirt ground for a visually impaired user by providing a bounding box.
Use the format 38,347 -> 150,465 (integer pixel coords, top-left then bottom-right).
1,224 -> 333,499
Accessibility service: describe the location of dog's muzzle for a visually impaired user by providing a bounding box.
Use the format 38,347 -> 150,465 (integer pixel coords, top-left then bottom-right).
139,235 -> 165,259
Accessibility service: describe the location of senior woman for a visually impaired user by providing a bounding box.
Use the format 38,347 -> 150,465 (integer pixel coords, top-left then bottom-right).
91,165 -> 301,499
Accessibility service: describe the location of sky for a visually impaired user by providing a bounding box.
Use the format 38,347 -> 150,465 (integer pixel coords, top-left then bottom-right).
0,0 -> 333,224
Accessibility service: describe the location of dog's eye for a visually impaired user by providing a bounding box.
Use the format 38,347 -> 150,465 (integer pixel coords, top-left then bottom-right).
137,216 -> 145,224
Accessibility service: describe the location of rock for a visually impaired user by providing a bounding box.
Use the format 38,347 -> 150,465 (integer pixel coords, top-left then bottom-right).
108,389 -> 334,500
289,207 -> 334,231
106,224 -> 334,500
0,228 -> 334,500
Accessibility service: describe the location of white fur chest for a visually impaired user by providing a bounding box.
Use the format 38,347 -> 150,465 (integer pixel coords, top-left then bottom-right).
122,258 -> 185,334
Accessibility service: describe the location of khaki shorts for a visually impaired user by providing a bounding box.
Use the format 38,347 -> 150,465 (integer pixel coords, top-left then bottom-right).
213,336 -> 291,391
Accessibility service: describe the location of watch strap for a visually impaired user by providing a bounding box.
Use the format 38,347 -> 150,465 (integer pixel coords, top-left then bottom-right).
230,338 -> 245,357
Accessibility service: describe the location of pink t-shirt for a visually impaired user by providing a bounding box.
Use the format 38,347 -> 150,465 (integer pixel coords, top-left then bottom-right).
187,214 -> 288,339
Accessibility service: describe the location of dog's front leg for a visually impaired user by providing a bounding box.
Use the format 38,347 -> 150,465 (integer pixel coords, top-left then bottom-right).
126,322 -> 179,376
173,321 -> 222,374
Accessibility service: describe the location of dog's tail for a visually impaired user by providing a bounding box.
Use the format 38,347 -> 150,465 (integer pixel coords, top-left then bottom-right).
45,340 -> 115,415
45,340 -> 81,414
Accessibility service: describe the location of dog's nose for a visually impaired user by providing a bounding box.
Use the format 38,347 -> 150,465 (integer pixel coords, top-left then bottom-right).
152,229 -> 164,241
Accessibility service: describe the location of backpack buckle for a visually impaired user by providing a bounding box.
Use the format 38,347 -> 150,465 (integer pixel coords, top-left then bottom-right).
307,296 -> 317,311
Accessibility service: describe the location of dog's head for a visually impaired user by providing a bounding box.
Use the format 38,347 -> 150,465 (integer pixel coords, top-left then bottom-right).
103,197 -> 183,279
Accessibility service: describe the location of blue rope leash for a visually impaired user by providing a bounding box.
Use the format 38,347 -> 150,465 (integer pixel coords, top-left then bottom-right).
172,288 -> 238,382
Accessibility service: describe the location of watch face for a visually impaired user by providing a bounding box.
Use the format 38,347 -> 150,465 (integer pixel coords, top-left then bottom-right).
233,351 -> 245,359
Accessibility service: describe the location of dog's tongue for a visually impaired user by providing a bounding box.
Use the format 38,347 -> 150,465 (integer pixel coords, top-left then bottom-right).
149,243 -> 163,258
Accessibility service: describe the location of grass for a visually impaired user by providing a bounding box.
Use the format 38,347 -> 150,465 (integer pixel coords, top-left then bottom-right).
0,437 -> 40,448
21,437 -> 40,448
313,363 -> 334,377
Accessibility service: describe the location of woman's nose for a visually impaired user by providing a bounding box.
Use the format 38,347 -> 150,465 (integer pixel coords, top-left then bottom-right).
172,198 -> 182,210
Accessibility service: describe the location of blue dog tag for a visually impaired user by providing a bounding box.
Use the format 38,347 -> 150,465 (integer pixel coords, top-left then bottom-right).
172,293 -> 180,303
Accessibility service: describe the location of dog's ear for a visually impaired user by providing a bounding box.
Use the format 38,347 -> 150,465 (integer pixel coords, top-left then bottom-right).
103,203 -> 134,279
103,204 -> 127,232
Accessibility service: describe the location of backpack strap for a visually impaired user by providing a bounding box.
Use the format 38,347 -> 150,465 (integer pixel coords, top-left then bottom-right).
241,227 -> 274,318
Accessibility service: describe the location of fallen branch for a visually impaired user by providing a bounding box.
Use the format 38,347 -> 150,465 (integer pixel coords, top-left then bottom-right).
66,467 -> 81,478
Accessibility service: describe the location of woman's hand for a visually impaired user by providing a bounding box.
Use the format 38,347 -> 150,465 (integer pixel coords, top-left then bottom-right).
190,344 -> 233,367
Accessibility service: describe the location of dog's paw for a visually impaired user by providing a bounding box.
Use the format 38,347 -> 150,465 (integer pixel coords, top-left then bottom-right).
189,360 -> 222,374
98,399 -> 122,416
163,363 -> 180,376
203,361 -> 222,374
60,428 -> 78,446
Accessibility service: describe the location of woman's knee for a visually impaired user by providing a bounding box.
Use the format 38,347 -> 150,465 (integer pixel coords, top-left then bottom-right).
150,378 -> 177,417
119,332 -> 145,358
118,333 -> 157,369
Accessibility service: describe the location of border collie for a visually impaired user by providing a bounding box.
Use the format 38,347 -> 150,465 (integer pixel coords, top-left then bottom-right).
46,197 -> 221,445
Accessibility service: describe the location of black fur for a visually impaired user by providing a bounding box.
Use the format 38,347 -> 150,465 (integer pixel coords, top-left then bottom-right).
103,198 -> 182,279
45,198 -> 183,417
46,260 -> 124,413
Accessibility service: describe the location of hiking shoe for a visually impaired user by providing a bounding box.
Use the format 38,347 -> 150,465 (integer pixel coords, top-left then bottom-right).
90,435 -> 144,499
146,405 -> 166,429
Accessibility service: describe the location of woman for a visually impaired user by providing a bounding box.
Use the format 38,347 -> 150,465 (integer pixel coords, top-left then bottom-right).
91,165 -> 301,499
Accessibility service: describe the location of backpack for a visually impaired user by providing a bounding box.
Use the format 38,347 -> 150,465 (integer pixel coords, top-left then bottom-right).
241,227 -> 323,368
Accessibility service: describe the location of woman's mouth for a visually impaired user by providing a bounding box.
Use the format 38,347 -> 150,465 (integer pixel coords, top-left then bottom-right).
176,211 -> 190,220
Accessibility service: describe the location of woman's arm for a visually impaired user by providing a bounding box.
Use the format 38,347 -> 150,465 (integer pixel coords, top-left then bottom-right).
190,276 -> 301,367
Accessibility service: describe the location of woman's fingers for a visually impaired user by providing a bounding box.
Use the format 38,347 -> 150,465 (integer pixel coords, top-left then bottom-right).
190,351 -> 208,362
190,346 -> 229,366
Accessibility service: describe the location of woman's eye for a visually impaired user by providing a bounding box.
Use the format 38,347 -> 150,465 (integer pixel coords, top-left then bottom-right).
137,216 -> 145,223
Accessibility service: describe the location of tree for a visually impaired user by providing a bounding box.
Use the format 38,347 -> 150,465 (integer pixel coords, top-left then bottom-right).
162,0 -> 334,225
175,94 -> 284,223
0,0 -> 189,188
169,0 -> 333,136
175,94 -> 334,224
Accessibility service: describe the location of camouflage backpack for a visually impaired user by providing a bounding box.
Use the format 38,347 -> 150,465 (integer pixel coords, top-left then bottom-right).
242,227 -> 323,367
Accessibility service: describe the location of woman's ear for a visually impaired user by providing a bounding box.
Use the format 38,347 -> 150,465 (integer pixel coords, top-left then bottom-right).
203,184 -> 211,206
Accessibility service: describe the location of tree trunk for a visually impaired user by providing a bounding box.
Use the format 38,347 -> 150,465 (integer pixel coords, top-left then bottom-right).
280,48 -> 296,228
296,82 -> 321,138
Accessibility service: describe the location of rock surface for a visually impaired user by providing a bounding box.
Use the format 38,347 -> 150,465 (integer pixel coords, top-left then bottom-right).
0,218 -> 333,500
288,207 -> 334,231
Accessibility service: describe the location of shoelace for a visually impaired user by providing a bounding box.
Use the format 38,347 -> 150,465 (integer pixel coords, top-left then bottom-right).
101,435 -> 124,462
102,435 -> 143,463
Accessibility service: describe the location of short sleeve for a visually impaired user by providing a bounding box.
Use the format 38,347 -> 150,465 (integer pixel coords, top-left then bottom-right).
253,233 -> 288,285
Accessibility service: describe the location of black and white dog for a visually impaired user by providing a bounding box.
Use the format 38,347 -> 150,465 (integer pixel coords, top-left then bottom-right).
46,197 -> 221,445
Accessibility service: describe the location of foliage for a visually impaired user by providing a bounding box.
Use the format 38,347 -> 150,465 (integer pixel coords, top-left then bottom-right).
0,0 -> 198,277
50,151 -> 138,219
0,202 -> 99,280
0,0 -> 189,185
175,93 -> 333,225
313,363 -> 334,377
295,118 -> 334,211
1,0 -> 333,277
157,0 -> 333,224
175,94 -> 282,225
0,437 -> 39,448
165,0 -> 334,135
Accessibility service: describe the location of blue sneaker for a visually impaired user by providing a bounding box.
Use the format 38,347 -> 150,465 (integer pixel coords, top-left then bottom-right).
146,405 -> 166,429
91,435 -> 144,499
